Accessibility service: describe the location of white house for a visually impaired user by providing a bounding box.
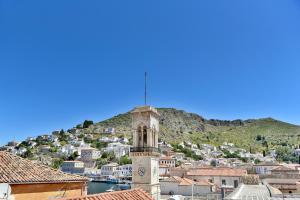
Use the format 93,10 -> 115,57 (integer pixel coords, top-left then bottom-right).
116,164 -> 132,178
26,137 -> 35,142
40,145 -> 51,153
186,167 -> 247,189
160,156 -> 176,168
173,153 -> 185,161
59,144 -> 76,156
254,162 -> 280,175
294,149 -> 300,157
101,163 -> 119,177
160,164 -> 171,178
80,148 -> 101,160
60,161 -> 85,175
103,127 -> 116,134
28,141 -> 37,148
17,147 -> 27,155
104,142 -> 131,158
160,176 -> 215,196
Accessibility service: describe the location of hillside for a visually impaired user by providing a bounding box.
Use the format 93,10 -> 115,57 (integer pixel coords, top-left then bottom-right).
93,108 -> 300,152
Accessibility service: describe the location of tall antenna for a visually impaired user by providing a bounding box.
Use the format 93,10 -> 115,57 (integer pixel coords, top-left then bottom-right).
144,72 -> 147,105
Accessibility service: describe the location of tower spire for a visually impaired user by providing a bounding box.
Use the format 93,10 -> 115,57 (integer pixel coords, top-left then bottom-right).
144,72 -> 147,105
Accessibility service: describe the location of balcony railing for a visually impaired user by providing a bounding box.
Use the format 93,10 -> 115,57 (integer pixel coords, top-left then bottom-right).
130,147 -> 159,153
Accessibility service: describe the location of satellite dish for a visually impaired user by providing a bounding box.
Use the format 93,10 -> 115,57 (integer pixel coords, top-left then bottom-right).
0,183 -> 14,200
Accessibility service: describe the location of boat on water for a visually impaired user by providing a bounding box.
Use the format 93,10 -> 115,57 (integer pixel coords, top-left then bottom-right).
105,184 -> 116,192
119,184 -> 131,190
106,176 -> 120,184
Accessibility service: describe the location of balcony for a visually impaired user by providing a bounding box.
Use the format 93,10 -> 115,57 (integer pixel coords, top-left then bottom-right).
130,147 -> 160,153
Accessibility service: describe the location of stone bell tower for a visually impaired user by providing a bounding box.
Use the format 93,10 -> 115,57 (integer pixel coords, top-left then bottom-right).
130,105 -> 160,200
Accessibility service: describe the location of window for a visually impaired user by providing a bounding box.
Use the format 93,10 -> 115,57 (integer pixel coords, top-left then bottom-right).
222,179 -> 226,185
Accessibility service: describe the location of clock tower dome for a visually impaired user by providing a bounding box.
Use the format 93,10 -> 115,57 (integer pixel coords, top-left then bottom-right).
130,105 -> 160,200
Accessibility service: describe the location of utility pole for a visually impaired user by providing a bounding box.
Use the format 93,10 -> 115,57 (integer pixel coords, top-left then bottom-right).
144,72 -> 147,105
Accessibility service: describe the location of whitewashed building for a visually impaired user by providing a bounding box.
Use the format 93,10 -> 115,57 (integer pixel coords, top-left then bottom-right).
101,163 -> 119,177
160,176 -> 215,196
60,161 -> 85,175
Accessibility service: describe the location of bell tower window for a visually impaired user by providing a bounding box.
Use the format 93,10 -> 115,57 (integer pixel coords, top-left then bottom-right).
137,126 -> 142,147
143,126 -> 147,147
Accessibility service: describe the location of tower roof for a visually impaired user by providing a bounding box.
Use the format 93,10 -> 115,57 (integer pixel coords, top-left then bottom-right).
131,106 -> 160,116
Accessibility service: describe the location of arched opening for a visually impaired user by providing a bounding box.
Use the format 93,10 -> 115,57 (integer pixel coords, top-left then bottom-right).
137,126 -> 142,147
143,126 -> 147,147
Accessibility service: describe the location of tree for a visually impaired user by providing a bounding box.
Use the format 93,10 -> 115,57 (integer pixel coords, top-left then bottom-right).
256,135 -> 262,141
68,151 -> 79,161
101,151 -> 116,162
52,158 -> 64,169
21,148 -> 34,159
119,155 -> 132,165
262,141 -> 268,148
83,120 -> 94,128
254,159 -> 261,164
210,160 -> 217,167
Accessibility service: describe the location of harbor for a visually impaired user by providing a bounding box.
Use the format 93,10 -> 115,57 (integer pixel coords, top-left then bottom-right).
88,181 -> 131,194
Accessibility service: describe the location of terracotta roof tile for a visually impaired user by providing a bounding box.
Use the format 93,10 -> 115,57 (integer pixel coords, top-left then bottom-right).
0,151 -> 88,184
160,156 -> 175,160
271,165 -> 298,172
187,167 -> 247,177
161,176 -> 213,186
57,188 -> 154,200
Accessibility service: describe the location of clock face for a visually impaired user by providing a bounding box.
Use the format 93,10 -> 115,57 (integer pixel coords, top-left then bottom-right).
138,167 -> 145,176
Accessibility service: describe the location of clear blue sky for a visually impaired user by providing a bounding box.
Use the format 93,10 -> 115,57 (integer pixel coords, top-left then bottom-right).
1,0 -> 300,145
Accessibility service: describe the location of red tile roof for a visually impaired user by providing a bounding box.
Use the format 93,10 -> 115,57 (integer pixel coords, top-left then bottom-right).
0,151 -> 88,184
271,165 -> 298,172
161,176 -> 213,186
160,156 -> 175,160
57,188 -> 154,200
187,167 -> 247,177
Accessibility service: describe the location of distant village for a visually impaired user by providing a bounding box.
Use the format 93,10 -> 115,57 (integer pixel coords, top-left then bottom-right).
2,114 -> 300,200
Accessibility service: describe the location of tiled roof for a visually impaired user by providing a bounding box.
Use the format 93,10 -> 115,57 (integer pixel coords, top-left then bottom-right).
253,161 -> 279,166
159,164 -> 169,168
161,176 -> 213,186
57,188 -> 153,200
187,167 -> 247,177
160,156 -> 175,160
0,151 -> 88,184
271,165 -> 297,172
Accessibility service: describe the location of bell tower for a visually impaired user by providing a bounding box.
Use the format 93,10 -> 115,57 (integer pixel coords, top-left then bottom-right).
130,105 -> 160,200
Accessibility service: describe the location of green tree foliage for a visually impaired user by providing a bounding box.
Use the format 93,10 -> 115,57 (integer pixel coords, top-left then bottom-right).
21,148 -> 34,159
256,135 -> 262,141
171,143 -> 203,161
119,155 -> 132,165
84,137 -> 93,144
52,158 -> 64,169
68,151 -> 79,161
83,120 -> 94,128
50,147 -> 58,153
254,159 -> 261,164
101,151 -> 116,162
210,160 -> 217,167
91,141 -> 108,150
58,129 -> 68,143
276,146 -> 297,163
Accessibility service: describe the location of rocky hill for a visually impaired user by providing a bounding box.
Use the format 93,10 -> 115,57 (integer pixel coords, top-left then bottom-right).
92,108 -> 300,152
